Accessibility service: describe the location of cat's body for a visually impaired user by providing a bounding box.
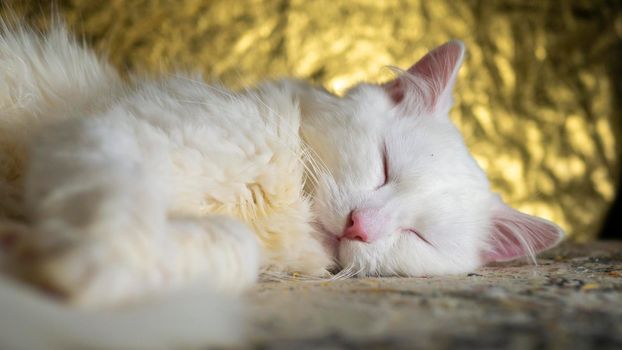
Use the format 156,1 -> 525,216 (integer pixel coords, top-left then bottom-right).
0,22 -> 563,348
1,24 -> 333,306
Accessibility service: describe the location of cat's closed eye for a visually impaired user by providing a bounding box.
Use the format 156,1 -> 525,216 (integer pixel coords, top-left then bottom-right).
403,228 -> 432,246
376,144 -> 389,190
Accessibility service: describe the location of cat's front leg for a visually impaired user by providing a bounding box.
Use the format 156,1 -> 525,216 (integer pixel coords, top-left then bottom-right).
16,115 -> 261,306
26,215 -> 261,307
166,216 -> 260,292
15,116 -> 172,305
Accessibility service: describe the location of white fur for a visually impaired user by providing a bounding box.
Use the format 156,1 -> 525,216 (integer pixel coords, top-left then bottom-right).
1,22 -> 327,303
0,22 -> 563,348
300,41 -> 563,277
300,82 -> 493,276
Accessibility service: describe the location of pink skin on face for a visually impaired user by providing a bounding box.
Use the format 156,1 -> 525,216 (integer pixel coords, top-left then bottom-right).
341,208 -> 386,242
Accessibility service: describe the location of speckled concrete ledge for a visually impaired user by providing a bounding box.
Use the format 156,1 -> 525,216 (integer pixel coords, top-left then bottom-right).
241,241 -> 622,350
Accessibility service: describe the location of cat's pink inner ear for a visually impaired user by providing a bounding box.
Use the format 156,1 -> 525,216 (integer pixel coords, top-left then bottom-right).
384,40 -> 465,111
406,40 -> 464,89
482,200 -> 564,264
384,79 -> 405,104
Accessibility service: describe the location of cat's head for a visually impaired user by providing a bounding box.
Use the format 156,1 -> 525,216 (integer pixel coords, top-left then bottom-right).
301,41 -> 564,276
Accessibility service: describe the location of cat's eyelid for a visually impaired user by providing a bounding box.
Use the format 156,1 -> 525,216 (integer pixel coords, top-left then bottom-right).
375,143 -> 389,190
404,228 -> 433,246
382,144 -> 389,183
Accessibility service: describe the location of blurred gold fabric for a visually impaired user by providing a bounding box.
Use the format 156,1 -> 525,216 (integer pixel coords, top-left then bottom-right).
4,0 -> 621,240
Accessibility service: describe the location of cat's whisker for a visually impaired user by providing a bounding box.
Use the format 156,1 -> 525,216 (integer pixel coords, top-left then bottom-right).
300,138 -> 333,181
334,264 -> 364,280
236,88 -> 329,190
329,265 -> 351,280
244,89 -> 333,188
224,73 -> 334,185
300,149 -> 326,189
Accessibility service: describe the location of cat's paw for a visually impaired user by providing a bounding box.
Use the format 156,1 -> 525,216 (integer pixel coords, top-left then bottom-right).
170,216 -> 261,292
15,216 -> 262,308
31,243 -> 146,307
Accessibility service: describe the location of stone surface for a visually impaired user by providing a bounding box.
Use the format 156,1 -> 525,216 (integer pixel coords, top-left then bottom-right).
241,241 -> 622,349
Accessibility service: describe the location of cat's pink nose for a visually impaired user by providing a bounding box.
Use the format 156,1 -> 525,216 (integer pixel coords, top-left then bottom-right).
342,210 -> 370,242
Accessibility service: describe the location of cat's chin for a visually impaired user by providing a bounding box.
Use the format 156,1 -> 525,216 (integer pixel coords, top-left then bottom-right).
336,236 -> 485,277
312,221 -> 384,275
336,239 -> 392,276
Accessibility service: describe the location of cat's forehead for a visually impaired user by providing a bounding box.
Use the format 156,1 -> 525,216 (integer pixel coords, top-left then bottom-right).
343,84 -> 396,117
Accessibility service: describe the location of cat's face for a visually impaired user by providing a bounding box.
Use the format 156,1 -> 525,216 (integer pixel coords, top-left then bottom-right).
302,41 -> 564,276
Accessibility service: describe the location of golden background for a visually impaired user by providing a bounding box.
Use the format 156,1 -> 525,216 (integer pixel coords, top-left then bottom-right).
4,0 -> 621,240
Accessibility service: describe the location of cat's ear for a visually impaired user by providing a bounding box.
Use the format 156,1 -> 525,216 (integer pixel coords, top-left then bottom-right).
481,196 -> 564,264
384,40 -> 465,114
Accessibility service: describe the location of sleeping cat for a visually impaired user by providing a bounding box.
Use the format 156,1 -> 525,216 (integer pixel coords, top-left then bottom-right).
0,22 -> 563,348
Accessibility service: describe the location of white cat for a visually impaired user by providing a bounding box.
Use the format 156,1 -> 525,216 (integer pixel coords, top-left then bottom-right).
0,22 -> 564,348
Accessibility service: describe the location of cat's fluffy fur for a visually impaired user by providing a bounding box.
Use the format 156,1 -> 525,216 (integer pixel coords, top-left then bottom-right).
1,23 -> 330,302
0,23 -> 327,348
0,22 -> 564,348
